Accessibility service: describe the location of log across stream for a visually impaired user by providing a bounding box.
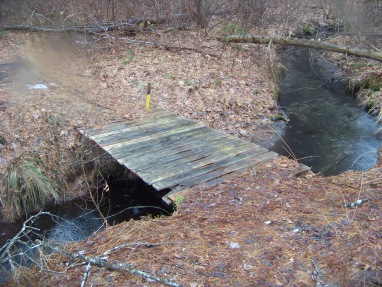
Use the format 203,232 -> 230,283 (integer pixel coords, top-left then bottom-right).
270,47 -> 382,176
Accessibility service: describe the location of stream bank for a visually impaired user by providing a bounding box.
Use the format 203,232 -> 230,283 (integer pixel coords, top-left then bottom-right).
270,46 -> 382,176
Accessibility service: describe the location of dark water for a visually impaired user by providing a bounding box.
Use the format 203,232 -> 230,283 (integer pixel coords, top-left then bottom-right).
0,179 -> 171,244
0,178 -> 171,281
270,48 -> 382,176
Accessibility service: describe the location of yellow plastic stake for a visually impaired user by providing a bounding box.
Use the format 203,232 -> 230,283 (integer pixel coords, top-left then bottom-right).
146,83 -> 151,111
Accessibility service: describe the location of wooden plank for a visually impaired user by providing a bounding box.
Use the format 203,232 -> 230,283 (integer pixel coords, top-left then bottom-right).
99,121 -> 204,148
133,142 -> 262,183
294,163 -> 311,177
118,133 -> 253,170
88,113 -> 182,141
146,146 -> 268,184
109,124 -> 236,157
151,147 -> 273,190
129,135 -> 249,171
92,117 -> 195,145
163,151 -> 278,196
163,164 -> 258,205
108,125 -> 224,159
80,111 -> 175,137
117,128 -> 252,163
138,147 -> 262,184
104,124 -> 208,155
118,135 -> 232,169
80,112 -> 280,201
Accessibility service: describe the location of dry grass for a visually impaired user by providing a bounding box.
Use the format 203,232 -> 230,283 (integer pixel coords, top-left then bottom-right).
32,157 -> 381,286
1,153 -> 59,221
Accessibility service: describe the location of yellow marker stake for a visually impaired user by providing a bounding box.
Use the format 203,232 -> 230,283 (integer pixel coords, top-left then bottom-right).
146,83 -> 151,111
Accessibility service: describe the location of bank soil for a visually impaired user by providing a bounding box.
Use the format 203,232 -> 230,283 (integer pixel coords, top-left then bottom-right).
37,158 -> 381,287
0,28 -> 381,286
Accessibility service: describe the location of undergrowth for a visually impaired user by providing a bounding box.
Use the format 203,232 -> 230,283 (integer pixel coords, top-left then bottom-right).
0,153 -> 59,221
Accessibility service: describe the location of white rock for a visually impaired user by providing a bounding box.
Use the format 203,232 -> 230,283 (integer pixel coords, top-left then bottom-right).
228,242 -> 240,249
27,84 -> 49,90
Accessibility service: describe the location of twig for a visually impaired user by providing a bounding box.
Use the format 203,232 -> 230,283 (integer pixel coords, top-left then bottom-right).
81,162 -> 109,228
311,259 -> 324,282
36,240 -> 183,287
54,82 -> 115,111
102,241 -> 180,256
344,198 -> 369,208
0,212 -> 48,263
80,262 -> 92,287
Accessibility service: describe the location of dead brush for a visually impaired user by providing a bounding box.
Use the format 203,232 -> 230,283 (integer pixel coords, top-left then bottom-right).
0,153 -> 59,221
8,266 -> 40,287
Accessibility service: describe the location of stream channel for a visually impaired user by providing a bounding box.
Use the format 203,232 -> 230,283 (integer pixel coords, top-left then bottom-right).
1,46 -> 382,278
0,175 -> 171,280
270,47 -> 382,176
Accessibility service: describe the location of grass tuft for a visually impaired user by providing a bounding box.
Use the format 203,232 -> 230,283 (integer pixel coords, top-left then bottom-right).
1,153 -> 59,221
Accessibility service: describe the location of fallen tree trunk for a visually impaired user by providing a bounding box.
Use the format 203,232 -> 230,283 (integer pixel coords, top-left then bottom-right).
0,22 -> 140,34
217,35 -> 382,62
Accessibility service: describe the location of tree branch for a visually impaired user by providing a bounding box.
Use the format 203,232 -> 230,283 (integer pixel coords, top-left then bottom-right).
36,240 -> 183,287
217,34 -> 382,62
0,22 -> 140,34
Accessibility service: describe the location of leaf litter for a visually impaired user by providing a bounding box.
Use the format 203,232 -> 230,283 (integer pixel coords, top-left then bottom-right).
0,28 -> 381,286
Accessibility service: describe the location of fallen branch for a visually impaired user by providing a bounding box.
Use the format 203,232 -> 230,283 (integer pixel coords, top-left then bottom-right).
0,211 -> 50,263
36,240 -> 183,287
0,16 -> 172,34
217,34 -> 382,62
0,17 -> 160,34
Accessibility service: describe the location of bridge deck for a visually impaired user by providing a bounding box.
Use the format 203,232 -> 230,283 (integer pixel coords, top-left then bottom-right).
80,112 -> 278,204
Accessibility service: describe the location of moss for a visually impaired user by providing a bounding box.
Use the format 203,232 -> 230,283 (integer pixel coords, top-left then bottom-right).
302,23 -> 313,35
273,114 -> 288,122
350,61 -> 364,69
221,22 -> 245,36
370,83 -> 381,92
270,86 -> 280,101
365,99 -> 376,111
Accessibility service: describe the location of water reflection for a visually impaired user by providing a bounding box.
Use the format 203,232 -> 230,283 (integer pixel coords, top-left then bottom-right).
270,48 -> 382,176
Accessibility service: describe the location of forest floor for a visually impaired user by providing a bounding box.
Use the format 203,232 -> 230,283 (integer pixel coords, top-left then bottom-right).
0,22 -> 381,286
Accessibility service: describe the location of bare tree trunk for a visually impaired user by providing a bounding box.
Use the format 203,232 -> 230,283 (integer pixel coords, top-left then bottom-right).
194,0 -> 207,28
217,34 -> 382,62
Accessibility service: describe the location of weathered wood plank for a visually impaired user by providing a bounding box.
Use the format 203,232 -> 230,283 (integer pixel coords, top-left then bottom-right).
164,151 -> 278,194
163,166 -> 252,205
127,142 -> 253,177
151,147 -> 273,190
80,112 -> 280,200
162,156 -> 273,204
128,135 -> 249,171
108,125 -> 222,158
88,113 -> 182,141
93,117 -> 197,146
100,122 -> 204,148
80,111 -> 175,137
104,124 -> 207,155
133,142 -> 263,183
117,132 -> 252,169
118,135 -> 232,168
110,124 -> 237,156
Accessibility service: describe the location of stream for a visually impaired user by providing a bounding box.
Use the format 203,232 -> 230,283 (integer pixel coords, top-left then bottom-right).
1,46 -> 382,280
0,176 -> 171,281
270,47 -> 382,176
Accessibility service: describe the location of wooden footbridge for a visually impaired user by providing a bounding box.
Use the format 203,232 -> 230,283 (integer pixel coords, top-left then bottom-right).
80,112 -> 278,204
